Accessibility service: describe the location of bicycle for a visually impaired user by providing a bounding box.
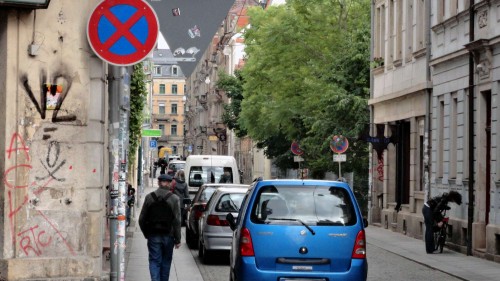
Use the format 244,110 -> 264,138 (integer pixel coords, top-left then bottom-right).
433,208 -> 449,253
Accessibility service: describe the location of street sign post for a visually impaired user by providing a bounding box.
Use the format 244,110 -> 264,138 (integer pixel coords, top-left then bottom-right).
149,140 -> 157,149
142,129 -> 162,137
87,0 -> 159,66
333,154 -> 346,162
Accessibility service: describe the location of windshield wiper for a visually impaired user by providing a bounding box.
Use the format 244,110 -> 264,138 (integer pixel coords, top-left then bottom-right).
268,218 -> 315,235
317,219 -> 344,226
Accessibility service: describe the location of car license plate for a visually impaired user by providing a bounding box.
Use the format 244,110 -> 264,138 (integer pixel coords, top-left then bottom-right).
292,265 -> 313,271
279,278 -> 326,281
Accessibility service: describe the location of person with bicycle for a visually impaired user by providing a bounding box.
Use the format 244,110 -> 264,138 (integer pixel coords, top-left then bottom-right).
422,191 -> 462,254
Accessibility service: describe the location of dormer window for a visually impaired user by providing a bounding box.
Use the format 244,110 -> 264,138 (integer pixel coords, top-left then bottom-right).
172,66 -> 178,76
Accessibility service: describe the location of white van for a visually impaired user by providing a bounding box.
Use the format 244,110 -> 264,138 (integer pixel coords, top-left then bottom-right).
184,155 -> 240,193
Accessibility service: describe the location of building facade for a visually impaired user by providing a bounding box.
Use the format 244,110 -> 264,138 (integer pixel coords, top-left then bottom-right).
0,0 -> 109,279
371,0 -> 500,262
151,49 -> 186,158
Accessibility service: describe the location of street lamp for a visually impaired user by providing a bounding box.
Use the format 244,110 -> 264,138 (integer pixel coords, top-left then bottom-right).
0,0 -> 50,8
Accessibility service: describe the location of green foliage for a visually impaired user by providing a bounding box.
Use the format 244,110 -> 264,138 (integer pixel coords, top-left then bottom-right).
216,70 -> 247,137
128,63 -> 148,163
239,0 -> 371,185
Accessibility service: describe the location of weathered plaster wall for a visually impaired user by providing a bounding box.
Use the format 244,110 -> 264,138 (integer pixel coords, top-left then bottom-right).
0,1 -> 107,280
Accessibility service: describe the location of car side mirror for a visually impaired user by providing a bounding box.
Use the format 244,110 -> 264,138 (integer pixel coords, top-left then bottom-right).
363,218 -> 368,228
183,198 -> 192,205
226,213 -> 236,231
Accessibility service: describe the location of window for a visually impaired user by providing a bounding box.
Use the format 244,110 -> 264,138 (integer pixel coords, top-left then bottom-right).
184,85 -> 186,94
250,185 -> 356,226
416,0 -> 425,50
171,103 -> 178,114
159,103 -> 165,114
438,99 -> 445,178
158,124 -> 165,135
395,0 -> 403,62
153,66 -> 161,75
159,84 -> 165,94
172,66 -> 178,76
405,0 -> 413,61
450,94 -> 458,179
172,84 -> 178,94
171,124 -> 177,136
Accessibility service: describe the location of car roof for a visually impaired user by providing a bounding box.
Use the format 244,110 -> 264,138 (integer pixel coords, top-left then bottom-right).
213,187 -> 250,193
168,160 -> 185,164
201,183 -> 249,188
255,179 -> 350,187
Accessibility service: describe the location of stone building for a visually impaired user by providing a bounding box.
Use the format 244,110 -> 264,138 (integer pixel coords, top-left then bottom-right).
0,0 -> 109,279
150,46 -> 186,157
371,0 -> 500,262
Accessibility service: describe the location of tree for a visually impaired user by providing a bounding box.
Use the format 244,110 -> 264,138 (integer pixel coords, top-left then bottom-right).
216,70 -> 247,138
239,0 -> 371,184
128,63 -> 148,163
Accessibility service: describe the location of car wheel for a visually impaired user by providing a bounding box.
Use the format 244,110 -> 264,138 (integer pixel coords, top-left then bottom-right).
186,227 -> 197,249
201,244 -> 212,264
198,239 -> 204,258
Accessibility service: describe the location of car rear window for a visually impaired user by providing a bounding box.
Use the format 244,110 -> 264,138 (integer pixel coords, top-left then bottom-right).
250,185 -> 357,226
199,187 -> 217,203
215,193 -> 245,212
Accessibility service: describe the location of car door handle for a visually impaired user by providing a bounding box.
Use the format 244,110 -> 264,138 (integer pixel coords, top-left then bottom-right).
276,258 -> 330,265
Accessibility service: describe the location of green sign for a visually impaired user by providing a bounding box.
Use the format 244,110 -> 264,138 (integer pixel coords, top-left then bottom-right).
142,129 -> 162,137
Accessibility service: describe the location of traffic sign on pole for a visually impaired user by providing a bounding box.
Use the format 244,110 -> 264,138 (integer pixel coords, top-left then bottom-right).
149,140 -> 157,149
87,0 -> 159,66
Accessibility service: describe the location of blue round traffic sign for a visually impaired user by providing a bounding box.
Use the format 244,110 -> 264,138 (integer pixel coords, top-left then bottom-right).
87,0 -> 159,66
330,135 -> 349,154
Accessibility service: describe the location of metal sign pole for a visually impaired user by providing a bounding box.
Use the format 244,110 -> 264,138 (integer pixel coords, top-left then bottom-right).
108,66 -> 130,281
338,156 -> 342,179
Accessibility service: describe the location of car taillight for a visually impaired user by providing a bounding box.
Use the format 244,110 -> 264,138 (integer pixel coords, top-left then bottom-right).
352,230 -> 366,259
240,227 -> 254,256
206,215 -> 229,226
194,203 -> 206,220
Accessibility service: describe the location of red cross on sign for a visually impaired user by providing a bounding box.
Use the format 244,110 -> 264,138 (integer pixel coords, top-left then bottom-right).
87,0 -> 159,66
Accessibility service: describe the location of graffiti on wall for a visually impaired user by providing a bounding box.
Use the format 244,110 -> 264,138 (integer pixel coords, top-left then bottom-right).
20,69 -> 76,123
377,157 -> 384,182
3,133 -> 75,257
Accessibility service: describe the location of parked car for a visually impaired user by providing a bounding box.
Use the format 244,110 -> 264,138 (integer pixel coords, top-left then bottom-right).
198,187 -> 249,263
167,160 -> 186,176
227,179 -> 368,281
184,155 -> 240,194
185,183 -> 250,249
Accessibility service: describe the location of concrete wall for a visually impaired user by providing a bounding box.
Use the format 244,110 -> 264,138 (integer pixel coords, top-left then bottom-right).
0,1 -> 107,279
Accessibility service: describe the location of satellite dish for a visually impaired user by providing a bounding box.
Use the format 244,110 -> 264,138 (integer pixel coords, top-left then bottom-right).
186,47 -> 200,56
173,48 -> 185,56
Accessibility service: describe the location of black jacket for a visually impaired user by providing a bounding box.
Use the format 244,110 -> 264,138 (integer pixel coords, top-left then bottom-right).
139,187 -> 181,244
173,178 -> 189,203
426,195 -> 450,223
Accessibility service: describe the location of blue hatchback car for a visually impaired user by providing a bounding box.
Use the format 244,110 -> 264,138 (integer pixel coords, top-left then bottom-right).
226,179 -> 368,281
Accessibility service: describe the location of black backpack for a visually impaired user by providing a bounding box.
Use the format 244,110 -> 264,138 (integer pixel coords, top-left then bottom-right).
146,192 -> 174,235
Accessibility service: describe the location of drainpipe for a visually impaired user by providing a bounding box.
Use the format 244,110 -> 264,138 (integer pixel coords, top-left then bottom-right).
467,0 -> 475,257
368,0 -> 375,223
424,0 -> 432,202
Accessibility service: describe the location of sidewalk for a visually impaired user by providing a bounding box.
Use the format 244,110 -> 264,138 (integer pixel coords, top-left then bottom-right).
366,226 -> 500,281
123,177 -> 500,281
125,179 -> 203,281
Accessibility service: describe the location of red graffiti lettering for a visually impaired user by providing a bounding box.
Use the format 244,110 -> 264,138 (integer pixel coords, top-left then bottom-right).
37,210 -> 75,255
6,133 -> 30,161
377,158 -> 384,182
3,164 -> 32,189
17,225 -> 53,257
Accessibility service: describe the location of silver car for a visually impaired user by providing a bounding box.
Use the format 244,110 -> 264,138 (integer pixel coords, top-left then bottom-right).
198,187 -> 249,263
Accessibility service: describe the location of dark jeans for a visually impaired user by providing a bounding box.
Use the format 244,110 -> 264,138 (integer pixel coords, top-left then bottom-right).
147,234 -> 175,281
422,205 -> 434,253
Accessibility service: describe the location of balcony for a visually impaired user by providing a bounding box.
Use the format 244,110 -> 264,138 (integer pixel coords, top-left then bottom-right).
152,114 -> 170,123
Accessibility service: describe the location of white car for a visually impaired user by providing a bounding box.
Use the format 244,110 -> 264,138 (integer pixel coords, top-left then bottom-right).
167,160 -> 185,176
198,187 -> 249,264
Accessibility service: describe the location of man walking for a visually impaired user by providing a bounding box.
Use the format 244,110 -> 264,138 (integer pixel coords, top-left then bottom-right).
139,174 -> 181,281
